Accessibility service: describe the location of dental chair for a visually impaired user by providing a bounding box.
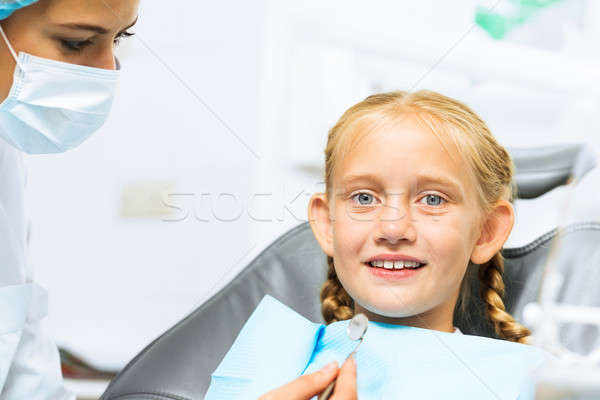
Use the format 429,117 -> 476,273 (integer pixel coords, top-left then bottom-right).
100,144 -> 599,400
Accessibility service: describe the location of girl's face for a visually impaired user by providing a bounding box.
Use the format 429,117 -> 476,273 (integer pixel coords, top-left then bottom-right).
310,115 -> 514,332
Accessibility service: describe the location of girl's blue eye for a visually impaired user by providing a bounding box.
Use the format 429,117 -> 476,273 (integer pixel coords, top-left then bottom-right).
352,192 -> 376,205
420,194 -> 445,206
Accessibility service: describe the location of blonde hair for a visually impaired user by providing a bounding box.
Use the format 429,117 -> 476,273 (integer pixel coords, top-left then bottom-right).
319,90 -> 531,344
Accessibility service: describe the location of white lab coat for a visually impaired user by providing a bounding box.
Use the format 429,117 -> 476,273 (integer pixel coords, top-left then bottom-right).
0,138 -> 74,400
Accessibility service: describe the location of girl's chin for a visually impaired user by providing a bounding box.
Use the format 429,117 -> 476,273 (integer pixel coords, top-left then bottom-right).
355,298 -> 421,320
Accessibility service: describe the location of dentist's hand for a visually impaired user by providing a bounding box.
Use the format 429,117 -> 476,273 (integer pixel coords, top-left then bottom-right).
258,356 -> 357,400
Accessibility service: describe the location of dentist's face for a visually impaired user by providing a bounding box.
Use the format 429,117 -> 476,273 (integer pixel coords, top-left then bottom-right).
328,116 -> 483,330
0,0 -> 139,100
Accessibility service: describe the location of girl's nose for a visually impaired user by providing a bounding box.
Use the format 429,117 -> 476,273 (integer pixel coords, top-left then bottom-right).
375,202 -> 417,244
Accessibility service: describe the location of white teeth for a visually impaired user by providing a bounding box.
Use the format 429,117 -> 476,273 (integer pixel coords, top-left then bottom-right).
369,260 -> 423,269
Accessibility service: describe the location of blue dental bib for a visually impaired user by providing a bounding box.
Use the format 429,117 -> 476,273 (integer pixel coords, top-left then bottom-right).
205,295 -> 549,399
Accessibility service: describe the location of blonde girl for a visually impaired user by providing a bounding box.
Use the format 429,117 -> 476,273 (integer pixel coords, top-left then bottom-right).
308,89 -> 531,343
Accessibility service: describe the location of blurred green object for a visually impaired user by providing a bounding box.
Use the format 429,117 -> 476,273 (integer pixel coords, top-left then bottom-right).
476,0 -> 565,40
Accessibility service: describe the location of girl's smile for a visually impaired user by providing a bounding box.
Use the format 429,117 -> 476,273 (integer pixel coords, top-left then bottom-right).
364,253 -> 427,281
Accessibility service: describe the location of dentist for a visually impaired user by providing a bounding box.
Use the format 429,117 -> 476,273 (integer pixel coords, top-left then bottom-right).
0,0 -> 139,398
1,2 -> 354,399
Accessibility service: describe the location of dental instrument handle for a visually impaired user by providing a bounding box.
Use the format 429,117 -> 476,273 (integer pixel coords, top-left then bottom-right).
318,380 -> 336,400
318,350 -> 358,400
319,313 -> 367,400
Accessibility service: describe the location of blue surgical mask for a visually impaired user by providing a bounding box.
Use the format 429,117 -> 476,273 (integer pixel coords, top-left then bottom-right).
0,25 -> 120,154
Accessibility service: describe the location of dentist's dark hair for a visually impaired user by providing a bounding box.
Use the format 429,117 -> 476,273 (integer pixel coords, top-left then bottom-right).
318,89 -> 531,344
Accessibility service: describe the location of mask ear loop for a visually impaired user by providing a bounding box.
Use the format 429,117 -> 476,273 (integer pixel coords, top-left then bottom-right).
0,23 -> 25,72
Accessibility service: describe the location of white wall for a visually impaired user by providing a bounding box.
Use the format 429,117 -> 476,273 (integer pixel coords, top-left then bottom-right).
26,0 -> 267,370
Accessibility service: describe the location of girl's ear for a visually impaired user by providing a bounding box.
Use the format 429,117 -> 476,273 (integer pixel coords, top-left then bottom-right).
308,193 -> 334,257
470,200 -> 515,264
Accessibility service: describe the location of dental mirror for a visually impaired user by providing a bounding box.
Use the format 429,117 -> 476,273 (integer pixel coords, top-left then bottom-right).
347,313 -> 369,342
318,313 -> 369,400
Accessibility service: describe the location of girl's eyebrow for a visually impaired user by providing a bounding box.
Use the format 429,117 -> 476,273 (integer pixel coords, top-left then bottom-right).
339,173 -> 465,199
339,173 -> 381,187
415,174 -> 464,199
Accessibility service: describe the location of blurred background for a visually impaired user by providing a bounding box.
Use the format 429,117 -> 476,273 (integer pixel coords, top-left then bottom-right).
22,0 -> 600,398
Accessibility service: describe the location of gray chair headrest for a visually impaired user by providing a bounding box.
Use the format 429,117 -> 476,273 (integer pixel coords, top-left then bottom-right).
510,143 -> 597,199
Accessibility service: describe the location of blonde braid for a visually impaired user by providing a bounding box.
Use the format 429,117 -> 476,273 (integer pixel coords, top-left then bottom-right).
479,252 -> 531,344
320,256 -> 354,324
